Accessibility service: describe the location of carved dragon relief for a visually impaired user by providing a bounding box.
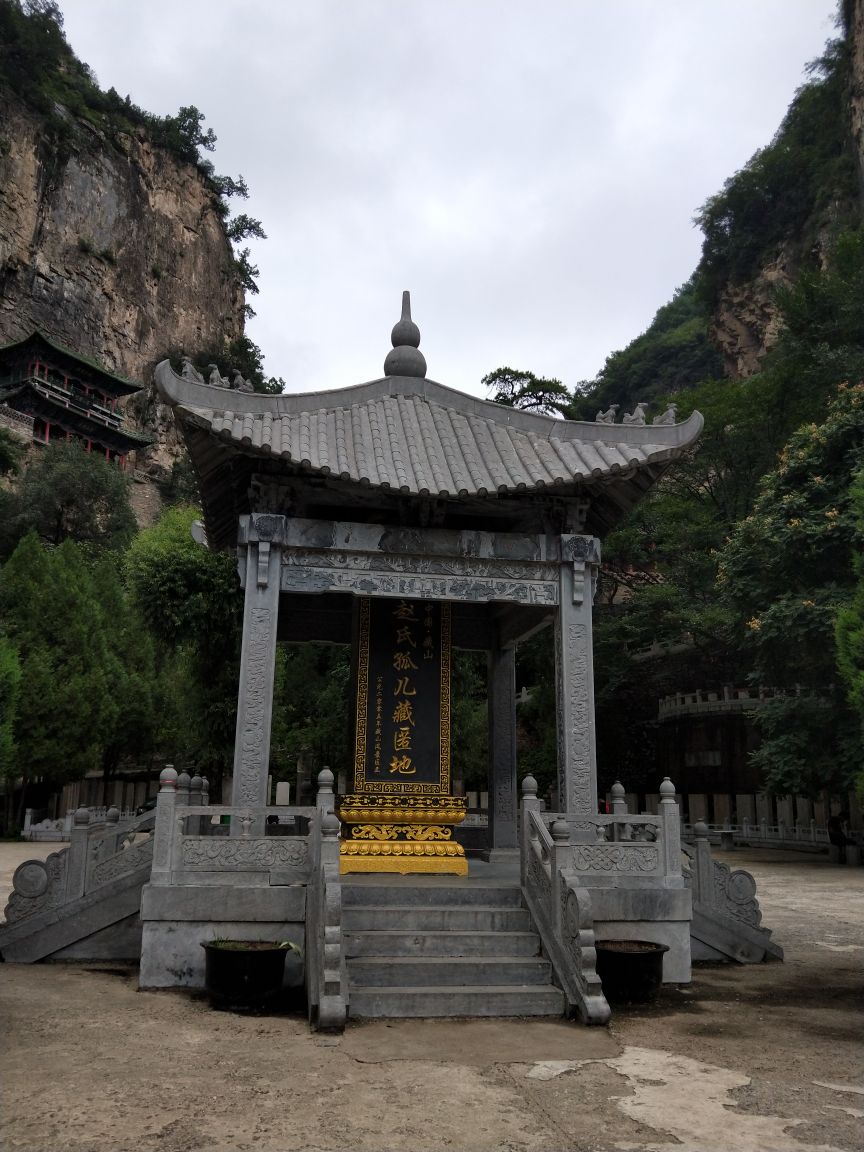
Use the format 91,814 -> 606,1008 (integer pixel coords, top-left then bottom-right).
282,548 -> 559,583
280,566 -> 558,605
182,837 -> 309,872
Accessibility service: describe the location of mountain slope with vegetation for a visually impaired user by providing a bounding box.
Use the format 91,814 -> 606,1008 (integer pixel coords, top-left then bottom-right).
500,2 -> 864,801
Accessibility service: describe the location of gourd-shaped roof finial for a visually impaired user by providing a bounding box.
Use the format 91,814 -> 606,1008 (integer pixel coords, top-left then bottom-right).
384,290 -> 427,378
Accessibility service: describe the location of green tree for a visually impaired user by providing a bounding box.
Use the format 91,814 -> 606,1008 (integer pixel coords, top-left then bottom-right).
836,471 -> 864,751
483,366 -> 574,417
695,37 -> 857,306
89,557 -> 158,803
270,645 -> 351,788
451,651 -> 488,793
718,382 -> 864,796
0,427 -> 23,475
575,280 -> 724,418
225,214 -> 266,243
0,534 -> 119,825
125,506 -> 242,787
1,441 -> 136,558
0,635 -> 21,829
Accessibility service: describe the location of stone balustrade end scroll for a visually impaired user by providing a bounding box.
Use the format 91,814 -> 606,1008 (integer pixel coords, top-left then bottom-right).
307,769 -> 347,1032
519,777 -> 610,1025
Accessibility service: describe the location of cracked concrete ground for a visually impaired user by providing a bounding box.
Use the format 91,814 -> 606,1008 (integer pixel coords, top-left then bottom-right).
1,844 -> 862,1152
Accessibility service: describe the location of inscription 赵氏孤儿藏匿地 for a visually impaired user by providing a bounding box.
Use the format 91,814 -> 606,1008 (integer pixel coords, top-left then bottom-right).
353,598 -> 451,794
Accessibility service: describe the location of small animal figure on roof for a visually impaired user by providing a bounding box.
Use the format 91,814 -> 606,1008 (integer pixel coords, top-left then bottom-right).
232,369 -> 253,394
207,363 -> 228,388
181,356 -> 205,383
652,404 -> 678,426
595,404 -> 618,424
622,402 -> 648,425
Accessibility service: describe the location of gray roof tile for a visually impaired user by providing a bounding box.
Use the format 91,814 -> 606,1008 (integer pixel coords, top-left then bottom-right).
155,363 -> 702,500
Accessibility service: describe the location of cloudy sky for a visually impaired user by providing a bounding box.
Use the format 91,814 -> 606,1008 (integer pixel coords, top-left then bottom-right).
60,0 -> 839,398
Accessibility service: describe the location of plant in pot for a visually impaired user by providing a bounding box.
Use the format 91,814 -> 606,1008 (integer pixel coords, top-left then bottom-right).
201,937 -> 302,1010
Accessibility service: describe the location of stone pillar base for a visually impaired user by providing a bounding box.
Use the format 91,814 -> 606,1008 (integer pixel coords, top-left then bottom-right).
339,844 -> 468,875
337,794 -> 468,875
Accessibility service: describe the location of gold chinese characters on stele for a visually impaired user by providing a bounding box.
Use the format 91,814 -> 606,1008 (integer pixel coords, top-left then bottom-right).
338,598 -> 467,875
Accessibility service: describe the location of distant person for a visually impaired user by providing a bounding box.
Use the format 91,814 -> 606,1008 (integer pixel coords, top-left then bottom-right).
827,811 -> 850,849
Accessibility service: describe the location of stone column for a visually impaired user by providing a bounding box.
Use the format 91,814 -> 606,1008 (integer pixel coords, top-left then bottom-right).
150,766 -> 179,886
487,642 -> 518,853
65,807 -> 91,901
554,535 -> 601,821
231,514 -> 287,812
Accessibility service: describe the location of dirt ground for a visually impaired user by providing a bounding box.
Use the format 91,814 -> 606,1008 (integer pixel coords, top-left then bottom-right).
1,843 -> 862,1152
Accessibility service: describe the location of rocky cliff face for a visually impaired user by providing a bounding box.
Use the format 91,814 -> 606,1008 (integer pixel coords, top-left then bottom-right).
709,0 -> 864,380
0,89 -> 246,520
708,248 -> 793,379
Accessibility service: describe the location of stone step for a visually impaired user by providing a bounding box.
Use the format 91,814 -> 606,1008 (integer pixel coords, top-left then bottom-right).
342,905 -> 532,933
344,929 -> 541,958
348,984 -> 566,1019
349,956 -> 553,987
342,884 -> 522,908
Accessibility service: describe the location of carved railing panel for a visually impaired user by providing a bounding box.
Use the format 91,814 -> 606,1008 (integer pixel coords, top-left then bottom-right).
712,861 -> 762,927
570,843 -> 660,873
686,837 -> 763,929
180,837 -> 309,874
4,851 -> 69,924
90,838 -> 154,890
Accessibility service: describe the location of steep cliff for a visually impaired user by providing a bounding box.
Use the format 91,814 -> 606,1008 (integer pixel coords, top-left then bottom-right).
0,83 -> 246,519
707,0 -> 864,378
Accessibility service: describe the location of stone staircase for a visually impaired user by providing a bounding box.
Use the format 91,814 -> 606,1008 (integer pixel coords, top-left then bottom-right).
343,882 -> 566,1018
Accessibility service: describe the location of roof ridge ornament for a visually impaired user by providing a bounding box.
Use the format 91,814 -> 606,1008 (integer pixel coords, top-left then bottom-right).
384,290 -> 427,379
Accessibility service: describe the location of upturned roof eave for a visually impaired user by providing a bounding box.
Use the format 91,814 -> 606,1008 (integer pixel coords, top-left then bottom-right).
154,360 -> 704,451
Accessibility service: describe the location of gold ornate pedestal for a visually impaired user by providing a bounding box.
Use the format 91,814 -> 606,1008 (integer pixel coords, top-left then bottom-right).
338,794 -> 468,875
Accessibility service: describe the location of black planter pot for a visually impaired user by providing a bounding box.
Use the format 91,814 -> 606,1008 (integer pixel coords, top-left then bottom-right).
594,939 -> 669,1005
202,941 -> 288,1010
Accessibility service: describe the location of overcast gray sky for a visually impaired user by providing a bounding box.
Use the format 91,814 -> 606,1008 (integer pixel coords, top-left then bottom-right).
59,0 -> 839,398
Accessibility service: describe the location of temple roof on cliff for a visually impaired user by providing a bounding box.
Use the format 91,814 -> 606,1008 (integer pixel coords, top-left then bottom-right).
0,330 -> 141,395
155,294 -> 703,551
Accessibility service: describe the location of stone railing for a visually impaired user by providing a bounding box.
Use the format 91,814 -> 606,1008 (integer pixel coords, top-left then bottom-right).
682,821 -> 783,961
22,805 -> 141,842
148,765 -> 347,1031
0,403 -> 34,441
149,774 -> 313,887
682,820 -> 831,851
658,685 -> 818,720
305,769 -> 348,1030
3,805 -> 156,927
520,776 -> 683,1024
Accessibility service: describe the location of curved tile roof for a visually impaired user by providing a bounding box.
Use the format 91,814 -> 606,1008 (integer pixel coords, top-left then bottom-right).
154,362 -> 703,500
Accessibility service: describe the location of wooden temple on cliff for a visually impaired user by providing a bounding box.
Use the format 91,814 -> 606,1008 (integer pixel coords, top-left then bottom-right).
0,330 -> 150,465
